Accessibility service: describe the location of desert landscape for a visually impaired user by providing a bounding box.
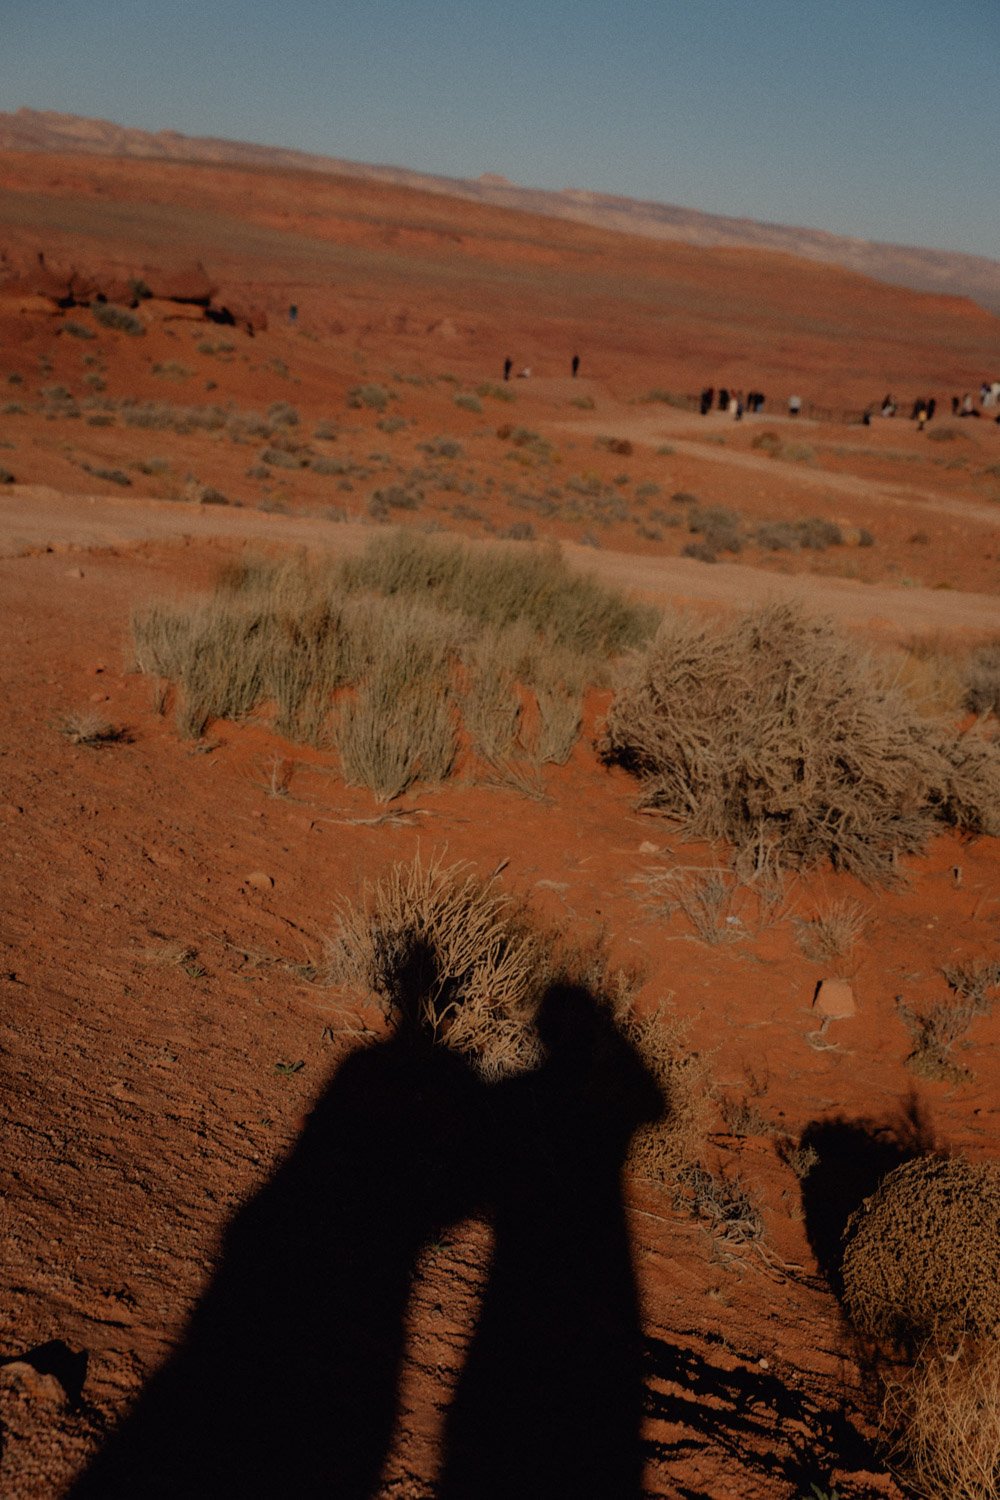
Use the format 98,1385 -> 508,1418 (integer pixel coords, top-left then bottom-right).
1,123 -> 999,1499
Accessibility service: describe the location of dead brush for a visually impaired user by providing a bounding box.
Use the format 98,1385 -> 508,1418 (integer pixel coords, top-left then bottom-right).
880,1338 -> 1000,1500
679,1164 -> 765,1248
59,713 -> 130,747
132,531 -> 649,797
327,853 -> 712,1176
794,898 -> 868,964
601,602 -> 1000,885
940,958 -> 1000,1012
896,995 -> 986,1083
639,865 -> 781,945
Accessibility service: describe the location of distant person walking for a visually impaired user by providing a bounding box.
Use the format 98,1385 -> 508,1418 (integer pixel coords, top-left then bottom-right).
571,354 -> 580,378
788,394 -> 802,418
503,357 -> 513,382
718,387 -> 729,412
927,397 -> 936,421
699,387 -> 714,415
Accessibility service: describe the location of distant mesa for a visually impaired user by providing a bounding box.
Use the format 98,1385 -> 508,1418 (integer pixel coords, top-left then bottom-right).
0,107 -> 998,315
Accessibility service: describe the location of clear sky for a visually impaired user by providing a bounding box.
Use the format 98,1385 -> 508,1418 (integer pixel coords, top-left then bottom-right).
2,0 -> 997,258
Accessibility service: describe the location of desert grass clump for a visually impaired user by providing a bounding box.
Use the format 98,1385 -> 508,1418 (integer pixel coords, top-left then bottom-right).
338,528 -> 656,657
327,854 -> 548,1078
601,602 -> 1000,882
346,383 -> 390,411
794,899 -> 867,963
327,855 -> 712,1174
132,532 -> 651,794
880,1338 -> 1000,1500
841,1155 -> 1000,1350
60,714 -> 130,747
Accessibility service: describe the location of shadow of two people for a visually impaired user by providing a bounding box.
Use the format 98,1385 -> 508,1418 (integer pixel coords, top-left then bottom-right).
72,942 -> 664,1499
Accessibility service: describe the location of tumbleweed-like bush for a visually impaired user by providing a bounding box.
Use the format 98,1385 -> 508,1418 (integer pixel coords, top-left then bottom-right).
601,603 -> 1000,882
840,1155 -> 1000,1349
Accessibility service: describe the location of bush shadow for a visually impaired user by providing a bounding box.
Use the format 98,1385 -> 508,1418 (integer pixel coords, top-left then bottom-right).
798,1092 -> 935,1296
642,1332 -> 882,1495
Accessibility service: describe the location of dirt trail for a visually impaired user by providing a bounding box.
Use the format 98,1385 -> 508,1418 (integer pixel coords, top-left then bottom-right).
554,405 -> 1000,527
4,483 -> 999,637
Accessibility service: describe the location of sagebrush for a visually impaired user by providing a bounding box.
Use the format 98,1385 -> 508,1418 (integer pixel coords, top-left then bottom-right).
601,603 -> 1000,882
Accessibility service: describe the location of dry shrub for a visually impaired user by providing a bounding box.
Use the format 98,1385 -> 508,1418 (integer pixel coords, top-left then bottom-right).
133,533 -> 644,794
881,1339 -> 1000,1500
794,898 -> 867,963
602,603 -> 1000,883
328,854 -> 548,1079
841,1155 -> 1000,1350
327,855 -> 710,1175
942,958 -> 1000,1007
335,671 -> 458,802
338,527 -> 656,657
966,640 -> 1000,716
60,714 -> 130,747
897,996 -> 982,1082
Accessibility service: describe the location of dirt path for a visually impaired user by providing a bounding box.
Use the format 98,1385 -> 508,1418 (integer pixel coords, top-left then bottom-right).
3,484 -> 999,637
554,407 -> 1000,528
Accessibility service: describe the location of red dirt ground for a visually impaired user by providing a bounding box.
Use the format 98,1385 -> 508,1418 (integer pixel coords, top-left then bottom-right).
1,151 -> 998,1497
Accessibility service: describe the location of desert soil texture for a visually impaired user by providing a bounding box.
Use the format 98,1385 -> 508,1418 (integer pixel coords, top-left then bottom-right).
1,143 -> 999,1499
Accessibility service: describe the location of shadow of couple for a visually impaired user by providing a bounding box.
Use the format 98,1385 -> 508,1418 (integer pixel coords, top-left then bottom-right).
72,940 -> 664,1498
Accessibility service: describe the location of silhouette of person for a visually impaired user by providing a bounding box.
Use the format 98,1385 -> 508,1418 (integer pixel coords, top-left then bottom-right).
438,983 -> 664,1500
571,353 -> 581,378
71,939 -> 489,1499
503,356 -> 513,382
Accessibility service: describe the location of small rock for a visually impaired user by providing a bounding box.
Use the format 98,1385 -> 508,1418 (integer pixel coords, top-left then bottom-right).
814,978 -> 855,1020
65,567 -> 84,578
0,1362 -> 65,1411
89,691 -> 109,704
246,870 -> 274,890
638,840 -> 659,854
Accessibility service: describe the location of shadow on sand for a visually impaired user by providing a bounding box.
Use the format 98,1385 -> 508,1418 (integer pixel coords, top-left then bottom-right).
71,944 -> 663,1498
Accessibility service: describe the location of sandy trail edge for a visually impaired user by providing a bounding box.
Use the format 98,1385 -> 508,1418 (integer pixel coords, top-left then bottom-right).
2,484 -> 998,637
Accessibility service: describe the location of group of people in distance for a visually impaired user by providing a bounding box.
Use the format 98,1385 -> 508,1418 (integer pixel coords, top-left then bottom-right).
871,385 -> 1000,427
698,387 -> 767,419
502,355 -> 581,381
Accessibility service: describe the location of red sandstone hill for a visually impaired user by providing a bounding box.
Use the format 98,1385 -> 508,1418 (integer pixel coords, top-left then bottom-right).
2,106 -> 999,315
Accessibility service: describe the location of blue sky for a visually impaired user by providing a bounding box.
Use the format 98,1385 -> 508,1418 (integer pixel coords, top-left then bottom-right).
2,0 -> 997,257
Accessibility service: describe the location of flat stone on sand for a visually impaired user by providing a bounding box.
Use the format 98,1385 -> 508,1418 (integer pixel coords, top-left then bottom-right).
814,978 -> 855,1019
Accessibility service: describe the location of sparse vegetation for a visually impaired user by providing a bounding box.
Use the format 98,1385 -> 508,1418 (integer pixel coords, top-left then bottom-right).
794,899 -> 867,963
60,714 -> 130,747
328,853 -> 711,1175
965,640 -> 1000,715
601,602 -> 1000,881
91,304 -> 145,336
132,530 -> 655,795
347,383 -> 391,411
